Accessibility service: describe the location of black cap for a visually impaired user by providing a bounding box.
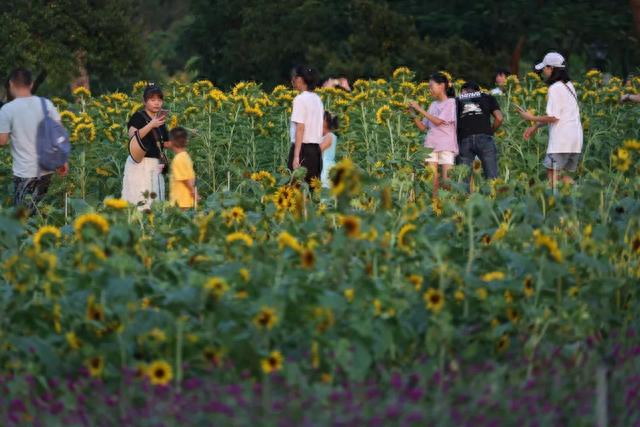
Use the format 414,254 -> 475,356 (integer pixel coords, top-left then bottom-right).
143,84 -> 163,101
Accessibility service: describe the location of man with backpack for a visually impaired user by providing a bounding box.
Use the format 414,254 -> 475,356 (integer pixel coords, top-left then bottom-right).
0,68 -> 69,212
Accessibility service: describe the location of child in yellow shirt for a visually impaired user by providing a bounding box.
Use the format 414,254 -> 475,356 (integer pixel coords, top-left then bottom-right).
165,127 -> 196,209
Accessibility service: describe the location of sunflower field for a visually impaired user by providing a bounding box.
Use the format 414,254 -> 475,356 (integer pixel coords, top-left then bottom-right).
0,68 -> 639,426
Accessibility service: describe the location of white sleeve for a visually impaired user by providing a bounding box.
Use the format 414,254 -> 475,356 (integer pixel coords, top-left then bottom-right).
546,85 -> 561,118
0,106 -> 11,133
291,96 -> 305,124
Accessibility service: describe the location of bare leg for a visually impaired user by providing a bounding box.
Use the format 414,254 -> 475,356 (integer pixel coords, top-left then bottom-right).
561,174 -> 574,185
428,162 -> 439,198
546,168 -> 556,188
441,164 -> 452,191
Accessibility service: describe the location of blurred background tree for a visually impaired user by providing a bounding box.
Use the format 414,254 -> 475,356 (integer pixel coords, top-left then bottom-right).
0,0 -> 638,96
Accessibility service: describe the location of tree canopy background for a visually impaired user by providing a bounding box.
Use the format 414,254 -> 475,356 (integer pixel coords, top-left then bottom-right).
1,0 -> 639,96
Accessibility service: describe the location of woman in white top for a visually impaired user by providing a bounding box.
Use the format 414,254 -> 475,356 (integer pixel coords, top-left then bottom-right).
517,52 -> 583,187
288,66 -> 324,184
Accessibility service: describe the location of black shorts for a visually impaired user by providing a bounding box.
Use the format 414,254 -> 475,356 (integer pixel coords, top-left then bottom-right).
287,144 -> 322,183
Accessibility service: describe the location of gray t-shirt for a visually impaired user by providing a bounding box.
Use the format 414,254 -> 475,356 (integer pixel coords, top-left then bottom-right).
0,96 -> 61,178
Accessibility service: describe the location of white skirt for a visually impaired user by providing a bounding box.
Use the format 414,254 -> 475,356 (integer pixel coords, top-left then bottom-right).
121,156 -> 165,209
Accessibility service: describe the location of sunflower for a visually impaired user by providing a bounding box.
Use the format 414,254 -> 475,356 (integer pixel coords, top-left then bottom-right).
253,307 -> 279,330
338,215 -> 361,239
71,122 -> 97,143
532,230 -> 563,262
85,356 -> 104,377
197,212 -> 215,243
491,223 -> 509,242
148,328 -> 167,343
496,335 -> 510,353
310,177 -> 322,193
86,295 -> 105,322
273,185 -> 299,212
104,198 -> 128,210
300,248 -> 316,269
147,360 -> 173,386
506,308 -> 520,324
33,225 -> 61,252
226,231 -> 254,247
476,287 -> 488,300
203,347 -> 225,366
392,67 -> 412,79
343,288 -> 354,303
423,288 -> 445,314
504,290 -> 513,304
313,306 -> 335,333
407,274 -> 423,291
66,331 -> 81,350
239,268 -> 250,282
481,271 -> 505,282
611,148 -> 631,172
74,213 -> 109,240
523,275 -> 535,298
431,198 -> 443,217
630,232 -> 640,254
311,341 -> 320,369
397,223 -> 417,253
277,231 -> 303,252
330,158 -> 360,197
72,86 -> 91,98
261,350 -> 284,374
454,289 -> 465,301
222,206 -> 245,226
204,277 -> 229,299
375,105 -> 392,124
250,170 -> 276,187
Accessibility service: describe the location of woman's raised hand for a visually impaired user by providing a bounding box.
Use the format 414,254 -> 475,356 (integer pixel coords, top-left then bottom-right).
149,115 -> 165,129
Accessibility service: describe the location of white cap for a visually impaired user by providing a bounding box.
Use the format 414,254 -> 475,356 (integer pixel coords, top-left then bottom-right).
534,52 -> 566,71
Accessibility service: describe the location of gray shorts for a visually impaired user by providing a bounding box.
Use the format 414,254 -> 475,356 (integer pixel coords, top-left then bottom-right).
543,153 -> 580,172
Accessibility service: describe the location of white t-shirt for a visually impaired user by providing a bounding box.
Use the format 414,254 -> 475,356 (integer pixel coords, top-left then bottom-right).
546,81 -> 583,154
290,91 -> 324,144
0,96 -> 61,178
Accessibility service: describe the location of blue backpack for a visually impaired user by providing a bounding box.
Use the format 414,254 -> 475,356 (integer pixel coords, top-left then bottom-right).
37,97 -> 70,171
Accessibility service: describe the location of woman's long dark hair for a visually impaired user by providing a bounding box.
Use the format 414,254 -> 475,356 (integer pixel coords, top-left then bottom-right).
292,66 -> 319,91
430,72 -> 455,98
324,111 -> 339,131
546,67 -> 571,85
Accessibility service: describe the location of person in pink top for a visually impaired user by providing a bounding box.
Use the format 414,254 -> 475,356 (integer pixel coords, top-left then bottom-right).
409,72 -> 457,198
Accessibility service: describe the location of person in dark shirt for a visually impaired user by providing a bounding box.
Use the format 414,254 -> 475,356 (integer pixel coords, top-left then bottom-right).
456,81 -> 503,183
121,84 -> 170,209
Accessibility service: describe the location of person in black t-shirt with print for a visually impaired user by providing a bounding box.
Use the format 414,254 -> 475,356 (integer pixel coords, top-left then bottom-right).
456,82 -> 503,183
121,84 -> 170,209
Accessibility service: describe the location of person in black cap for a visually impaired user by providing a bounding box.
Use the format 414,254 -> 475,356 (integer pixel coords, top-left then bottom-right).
121,83 -> 170,209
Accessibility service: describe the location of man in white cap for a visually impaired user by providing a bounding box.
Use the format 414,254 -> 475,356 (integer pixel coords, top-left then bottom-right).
515,52 -> 583,187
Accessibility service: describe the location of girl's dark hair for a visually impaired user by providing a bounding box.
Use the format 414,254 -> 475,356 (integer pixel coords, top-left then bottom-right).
143,84 -> 164,101
546,67 -> 571,86
324,111 -> 339,131
292,66 -> 319,90
169,126 -> 188,147
430,72 -> 455,98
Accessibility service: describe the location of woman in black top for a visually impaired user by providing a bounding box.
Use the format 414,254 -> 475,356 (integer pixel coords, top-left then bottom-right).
121,84 -> 170,209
